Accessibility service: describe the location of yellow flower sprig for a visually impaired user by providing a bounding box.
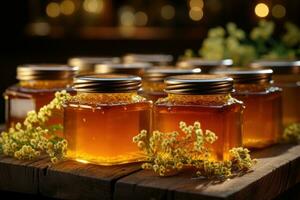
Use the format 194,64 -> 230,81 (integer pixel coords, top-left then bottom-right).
283,123 -> 300,143
133,121 -> 256,178
0,90 -> 71,163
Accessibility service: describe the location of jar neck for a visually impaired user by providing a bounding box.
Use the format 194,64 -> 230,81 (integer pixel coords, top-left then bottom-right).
142,81 -> 165,92
70,91 -> 145,105
20,79 -> 72,89
234,82 -> 271,92
159,93 -> 233,105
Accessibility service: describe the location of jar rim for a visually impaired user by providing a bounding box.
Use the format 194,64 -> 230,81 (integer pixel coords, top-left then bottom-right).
95,63 -> 152,76
143,67 -> 201,82
164,74 -> 233,95
123,54 -> 173,64
17,64 -> 77,81
214,68 -> 273,84
73,74 -> 142,93
250,60 -> 300,74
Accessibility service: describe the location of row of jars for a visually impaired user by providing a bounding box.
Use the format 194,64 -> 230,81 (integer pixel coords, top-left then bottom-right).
4,55 -> 300,166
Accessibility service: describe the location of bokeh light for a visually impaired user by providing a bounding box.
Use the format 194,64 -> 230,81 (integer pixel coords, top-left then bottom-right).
46,2 -> 60,18
60,0 -> 75,16
83,0 -> 104,14
161,5 -> 175,20
272,4 -> 286,19
135,11 -> 148,26
255,3 -> 269,18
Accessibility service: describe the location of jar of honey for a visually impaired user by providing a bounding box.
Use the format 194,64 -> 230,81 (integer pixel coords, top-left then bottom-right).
95,63 -> 152,77
68,57 -> 120,74
177,58 -> 233,73
123,54 -> 173,66
215,68 -> 282,148
153,75 -> 243,160
64,74 -> 152,165
142,67 -> 201,101
251,60 -> 300,126
4,64 -> 77,128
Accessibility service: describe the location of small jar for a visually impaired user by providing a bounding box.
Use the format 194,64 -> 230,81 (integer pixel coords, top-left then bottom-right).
64,74 -> 152,165
215,68 -> 283,148
153,75 -> 243,160
68,56 -> 120,74
4,64 -> 76,128
177,58 -> 233,73
142,67 -> 201,101
95,63 -> 152,77
251,60 -> 300,126
123,54 -> 173,66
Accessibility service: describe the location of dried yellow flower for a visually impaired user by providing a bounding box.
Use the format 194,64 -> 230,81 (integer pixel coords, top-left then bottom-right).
283,123 -> 300,143
0,90 -> 71,163
133,121 -> 256,179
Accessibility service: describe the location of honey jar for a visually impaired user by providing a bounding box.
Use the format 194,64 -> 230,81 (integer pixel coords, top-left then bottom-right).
68,56 -> 120,74
64,74 -> 152,165
251,60 -> 300,126
4,64 -> 76,128
153,75 -> 243,160
177,58 -> 233,73
215,68 -> 282,148
142,67 -> 201,101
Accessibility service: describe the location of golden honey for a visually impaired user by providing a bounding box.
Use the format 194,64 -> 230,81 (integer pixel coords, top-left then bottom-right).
153,75 -> 243,160
251,60 -> 300,126
215,68 -> 282,148
141,67 -> 201,101
63,74 -> 152,165
4,64 -> 76,128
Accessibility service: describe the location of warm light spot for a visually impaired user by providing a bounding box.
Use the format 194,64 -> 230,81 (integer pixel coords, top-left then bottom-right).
75,159 -> 90,164
161,5 -> 175,20
272,4 -> 286,18
60,0 -> 75,15
189,0 -> 204,9
46,2 -> 60,18
135,11 -> 148,26
189,8 -> 204,21
120,10 -> 135,26
255,3 -> 269,18
83,0 -> 104,14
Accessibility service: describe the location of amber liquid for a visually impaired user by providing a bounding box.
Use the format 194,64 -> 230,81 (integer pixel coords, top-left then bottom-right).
153,95 -> 243,160
233,90 -> 282,148
64,98 -> 151,165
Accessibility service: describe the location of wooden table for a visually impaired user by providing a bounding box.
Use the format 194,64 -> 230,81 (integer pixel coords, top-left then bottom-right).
0,144 -> 300,200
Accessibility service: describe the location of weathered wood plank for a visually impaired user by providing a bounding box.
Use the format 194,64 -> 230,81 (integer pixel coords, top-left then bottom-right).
114,144 -> 300,200
0,156 -> 49,194
39,160 -> 141,200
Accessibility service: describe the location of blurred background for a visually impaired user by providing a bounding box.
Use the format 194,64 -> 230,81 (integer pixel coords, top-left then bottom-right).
0,0 -> 300,122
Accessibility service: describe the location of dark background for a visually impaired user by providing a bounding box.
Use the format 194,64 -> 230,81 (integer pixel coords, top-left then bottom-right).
0,0 -> 299,123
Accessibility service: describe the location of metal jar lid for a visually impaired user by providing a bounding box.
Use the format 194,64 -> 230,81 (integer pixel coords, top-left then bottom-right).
143,67 -> 201,82
165,74 -> 233,95
17,64 -> 77,81
177,58 -> 233,72
95,63 -> 152,76
73,74 -> 142,93
123,54 -> 173,65
214,68 -> 273,84
68,57 -> 121,72
250,60 -> 300,74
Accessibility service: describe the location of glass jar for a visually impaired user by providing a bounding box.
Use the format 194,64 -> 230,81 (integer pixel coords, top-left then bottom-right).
215,68 -> 282,148
123,54 -> 173,66
142,67 -> 201,101
95,63 -> 152,77
177,58 -> 233,73
251,60 -> 300,126
68,56 -> 120,74
4,64 -> 76,128
153,75 -> 243,160
64,74 -> 152,165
